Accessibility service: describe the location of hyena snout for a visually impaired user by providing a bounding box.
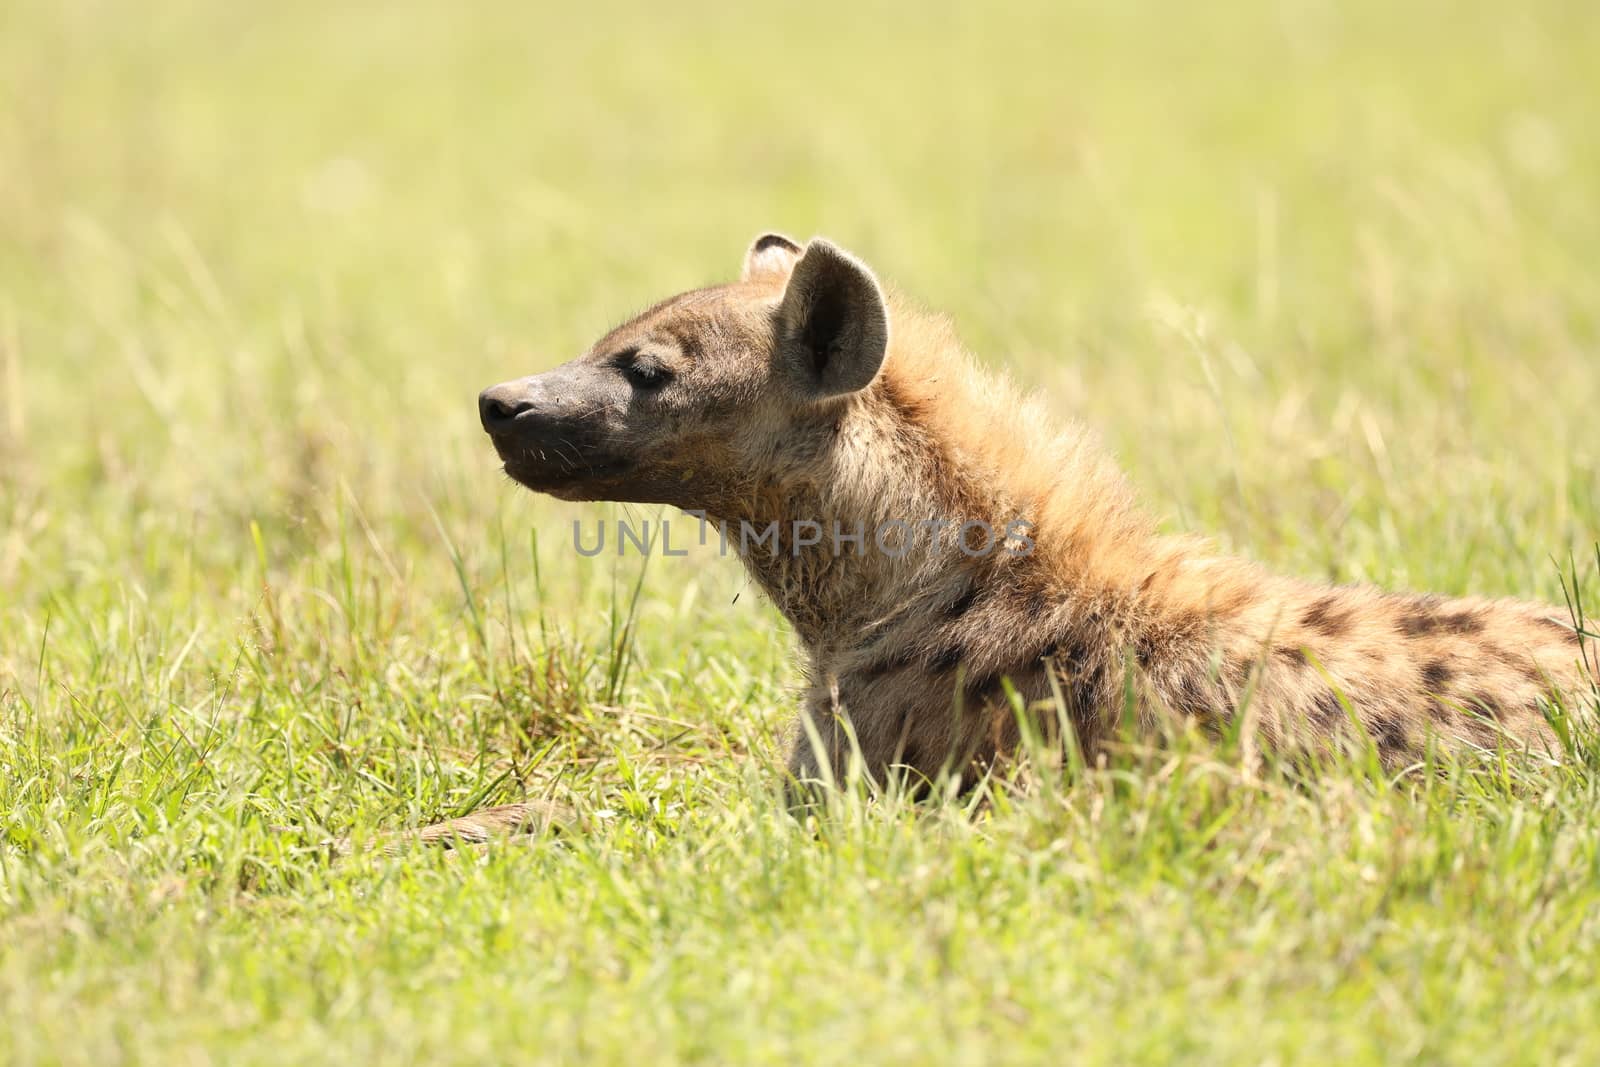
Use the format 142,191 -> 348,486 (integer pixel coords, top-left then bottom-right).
477,364 -> 635,494
478,378 -> 543,434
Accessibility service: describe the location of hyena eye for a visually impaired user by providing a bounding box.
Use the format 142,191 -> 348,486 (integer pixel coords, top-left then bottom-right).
617,354 -> 671,390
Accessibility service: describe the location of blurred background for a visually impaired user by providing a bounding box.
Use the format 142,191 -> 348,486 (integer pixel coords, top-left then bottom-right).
3,5 -> 1600,1060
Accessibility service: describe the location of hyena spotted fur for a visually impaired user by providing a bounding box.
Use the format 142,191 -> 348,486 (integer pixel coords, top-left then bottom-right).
472,232 -> 1594,811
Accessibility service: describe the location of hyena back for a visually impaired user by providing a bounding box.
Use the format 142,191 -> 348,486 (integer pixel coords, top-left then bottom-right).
478,233 -> 1595,791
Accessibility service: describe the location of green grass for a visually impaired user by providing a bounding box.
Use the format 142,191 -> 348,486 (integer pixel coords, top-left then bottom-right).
3,1 -> 1600,1062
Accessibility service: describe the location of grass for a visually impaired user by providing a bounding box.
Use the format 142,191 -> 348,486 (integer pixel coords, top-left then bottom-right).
3,0 -> 1600,1062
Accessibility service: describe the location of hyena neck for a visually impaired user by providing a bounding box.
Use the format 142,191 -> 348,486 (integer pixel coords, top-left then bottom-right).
707,424 -> 985,653
714,337 -> 1236,678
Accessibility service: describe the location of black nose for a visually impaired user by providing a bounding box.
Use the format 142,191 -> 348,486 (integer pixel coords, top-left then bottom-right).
478,382 -> 535,433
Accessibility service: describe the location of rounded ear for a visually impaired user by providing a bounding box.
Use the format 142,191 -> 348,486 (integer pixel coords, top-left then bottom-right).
741,232 -> 803,282
773,239 -> 889,400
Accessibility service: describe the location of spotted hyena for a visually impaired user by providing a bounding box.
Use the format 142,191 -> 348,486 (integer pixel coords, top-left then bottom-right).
449,233 -> 1593,836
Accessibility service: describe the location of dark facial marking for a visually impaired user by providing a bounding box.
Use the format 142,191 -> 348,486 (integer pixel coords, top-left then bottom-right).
658,323 -> 703,361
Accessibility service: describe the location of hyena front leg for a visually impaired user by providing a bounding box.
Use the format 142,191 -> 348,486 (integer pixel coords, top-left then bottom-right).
782,703 -> 941,805
783,709 -> 850,812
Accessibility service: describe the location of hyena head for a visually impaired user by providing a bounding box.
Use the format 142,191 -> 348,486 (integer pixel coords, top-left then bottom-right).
478,234 -> 888,511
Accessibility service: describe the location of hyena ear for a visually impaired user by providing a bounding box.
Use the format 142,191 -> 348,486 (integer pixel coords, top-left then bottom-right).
773,239 -> 889,399
741,232 -> 803,281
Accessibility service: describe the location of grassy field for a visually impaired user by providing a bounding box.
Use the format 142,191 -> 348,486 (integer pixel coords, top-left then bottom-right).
3,1 -> 1600,1062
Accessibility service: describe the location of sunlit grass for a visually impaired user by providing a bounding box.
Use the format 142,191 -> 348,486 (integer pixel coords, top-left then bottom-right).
2,1 -> 1599,1063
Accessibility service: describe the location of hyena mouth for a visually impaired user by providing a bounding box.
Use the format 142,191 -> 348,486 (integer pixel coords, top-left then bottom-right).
498,446 -> 632,492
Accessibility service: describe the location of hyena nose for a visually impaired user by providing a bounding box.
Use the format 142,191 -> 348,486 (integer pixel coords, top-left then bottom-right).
478,382 -> 536,434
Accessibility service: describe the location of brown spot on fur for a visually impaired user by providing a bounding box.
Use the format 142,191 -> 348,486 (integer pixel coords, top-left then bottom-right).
1421,660 -> 1453,692
1371,715 -> 1409,757
858,652 -> 916,681
885,710 -> 928,782
945,581 -> 982,620
1399,607 -> 1484,638
929,644 -> 965,673
1041,635 -> 1091,672
1535,616 -> 1582,644
1302,595 -> 1351,637
1397,594 -> 1444,637
1208,585 -> 1254,620
966,672 -> 1007,708
1399,611 -> 1434,638
1171,669 -> 1215,716
1312,691 -> 1345,728
1164,607 -> 1205,641
1471,692 -> 1505,719
1274,644 -> 1308,667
